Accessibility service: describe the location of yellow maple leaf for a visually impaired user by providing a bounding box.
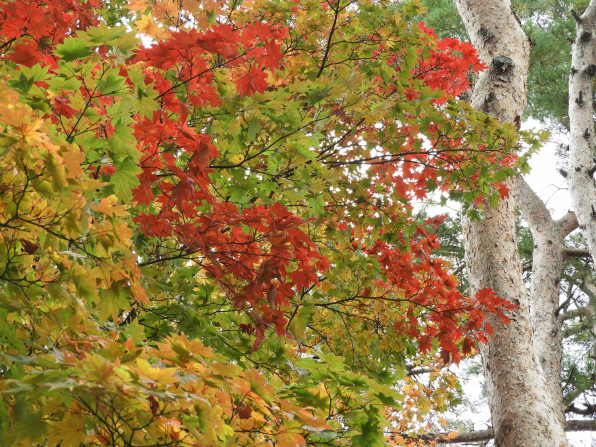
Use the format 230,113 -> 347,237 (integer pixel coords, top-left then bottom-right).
125,0 -> 149,12
46,417 -> 87,447
93,195 -> 129,217
135,13 -> 169,39
276,430 -> 307,447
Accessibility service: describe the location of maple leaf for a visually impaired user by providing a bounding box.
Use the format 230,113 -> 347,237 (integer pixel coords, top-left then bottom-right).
393,176 -> 409,198
132,181 -> 155,205
0,2 -> 525,445
475,287 -> 496,304
236,68 -> 268,96
258,39 -> 283,70
6,40 -> 43,67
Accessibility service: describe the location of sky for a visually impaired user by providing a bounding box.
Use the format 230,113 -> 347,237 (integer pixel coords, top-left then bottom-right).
524,121 -> 572,220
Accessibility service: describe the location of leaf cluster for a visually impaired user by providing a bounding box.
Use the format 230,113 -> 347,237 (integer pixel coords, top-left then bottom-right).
0,0 -> 529,444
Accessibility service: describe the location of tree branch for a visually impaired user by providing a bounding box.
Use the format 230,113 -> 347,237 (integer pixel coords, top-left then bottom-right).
435,429 -> 494,444
564,248 -> 592,258
316,1 -> 341,78
515,177 -> 555,232
558,304 -> 594,322
567,419 -> 596,431
400,419 -> 596,444
406,367 -> 435,376
557,211 -> 579,236
566,404 -> 596,417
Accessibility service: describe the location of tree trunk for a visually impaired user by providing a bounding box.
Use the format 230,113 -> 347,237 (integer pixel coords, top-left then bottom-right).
454,1 -> 568,445
515,178 -> 578,429
568,2 -> 596,262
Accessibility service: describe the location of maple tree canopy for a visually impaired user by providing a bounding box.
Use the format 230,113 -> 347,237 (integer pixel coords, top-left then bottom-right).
0,0 -> 542,445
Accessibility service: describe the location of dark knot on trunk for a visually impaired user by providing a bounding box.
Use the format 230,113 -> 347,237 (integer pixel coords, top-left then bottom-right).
492,55 -> 514,74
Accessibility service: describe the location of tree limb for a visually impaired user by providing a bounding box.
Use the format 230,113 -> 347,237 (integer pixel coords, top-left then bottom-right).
566,404 -> 596,417
398,420 -> 596,444
515,178 -> 567,424
434,429 -> 493,444
567,419 -> 596,431
406,367 -> 435,376
564,248 -> 592,258
515,177 -> 556,233
558,304 -> 594,322
557,211 -> 579,236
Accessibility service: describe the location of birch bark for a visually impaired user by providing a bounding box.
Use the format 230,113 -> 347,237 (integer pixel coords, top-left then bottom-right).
568,2 -> 596,262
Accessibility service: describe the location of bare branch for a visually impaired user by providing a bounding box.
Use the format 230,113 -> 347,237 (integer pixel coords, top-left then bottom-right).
559,304 -> 594,322
404,420 -> 596,444
435,429 -> 493,444
515,177 -> 555,232
566,404 -> 596,417
567,419 -> 596,431
406,367 -> 435,376
557,211 -> 579,237
571,9 -> 582,23
564,248 -> 592,258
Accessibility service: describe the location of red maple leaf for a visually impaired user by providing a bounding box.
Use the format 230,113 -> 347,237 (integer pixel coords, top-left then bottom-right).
236,68 -> 268,96
6,40 -> 43,67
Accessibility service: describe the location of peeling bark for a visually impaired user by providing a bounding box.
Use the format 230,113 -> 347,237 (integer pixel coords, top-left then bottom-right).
568,1 -> 596,262
454,1 -> 568,445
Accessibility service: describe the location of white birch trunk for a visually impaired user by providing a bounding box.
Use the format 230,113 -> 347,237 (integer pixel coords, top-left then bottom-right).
568,1 -> 596,263
454,1 -> 568,445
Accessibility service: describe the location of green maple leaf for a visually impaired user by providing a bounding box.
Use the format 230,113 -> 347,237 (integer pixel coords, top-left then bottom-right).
56,38 -> 92,62
109,158 -> 141,201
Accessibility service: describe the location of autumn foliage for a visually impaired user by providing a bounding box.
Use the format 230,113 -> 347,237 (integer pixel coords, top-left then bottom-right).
0,0 -> 532,445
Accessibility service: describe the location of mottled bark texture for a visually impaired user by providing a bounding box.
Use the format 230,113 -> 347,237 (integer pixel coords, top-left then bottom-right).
515,179 -> 577,428
568,2 -> 596,262
454,1 -> 568,445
